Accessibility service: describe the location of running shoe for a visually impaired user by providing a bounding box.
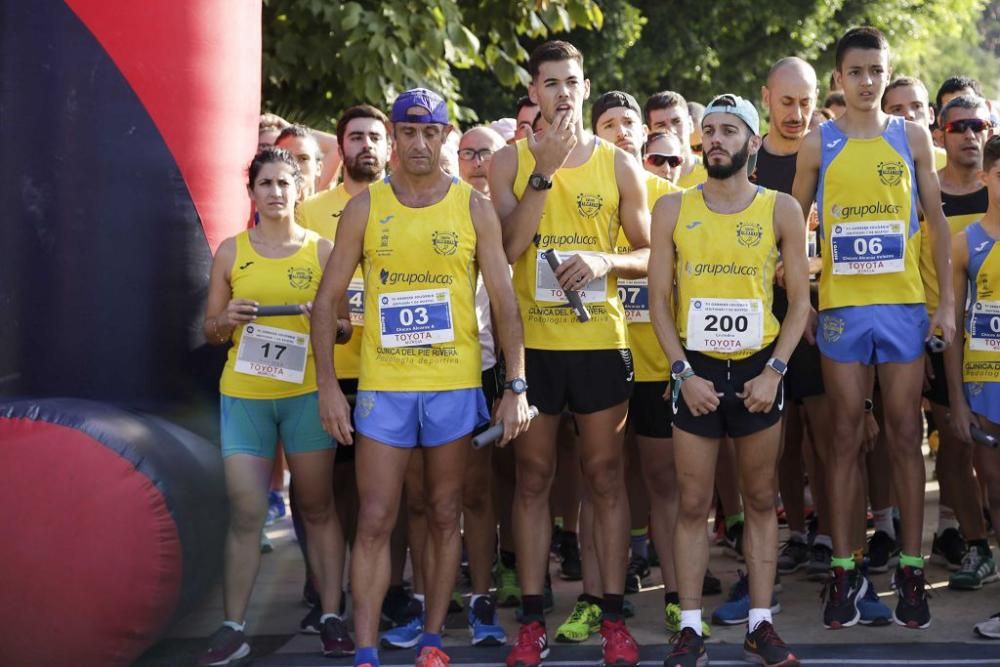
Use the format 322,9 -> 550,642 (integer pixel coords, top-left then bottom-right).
259,531 -> 273,554
380,615 -> 423,649
300,605 -> 322,634
743,620 -> 799,666
866,530 -> 899,574
559,535 -> 582,581
724,520 -> 745,560
599,618 -> 639,667
506,620 -> 549,667
198,625 -> 250,666
821,566 -> 866,629
664,602 -> 711,637
321,615 -> 355,657
857,573 -> 891,626
265,489 -> 286,526
892,565 -> 931,629
711,571 -> 781,625
664,627 -> 707,667
777,538 -> 809,574
554,599 -> 601,642
625,554 -> 650,594
931,527 -> 965,571
702,569 -> 722,596
382,585 -> 419,625
449,590 -> 464,614
949,543 -> 999,590
805,543 -> 832,581
469,595 -> 506,646
974,610 -> 1000,639
494,561 -> 522,608
416,646 -> 450,667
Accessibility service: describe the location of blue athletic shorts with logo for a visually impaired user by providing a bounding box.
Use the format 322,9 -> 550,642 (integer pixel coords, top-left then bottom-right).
967,382 -> 1000,425
220,392 -> 335,458
817,304 -> 928,365
354,388 -> 489,448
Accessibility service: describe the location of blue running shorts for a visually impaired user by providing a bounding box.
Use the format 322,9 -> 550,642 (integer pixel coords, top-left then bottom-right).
354,388 -> 489,448
817,304 -> 928,365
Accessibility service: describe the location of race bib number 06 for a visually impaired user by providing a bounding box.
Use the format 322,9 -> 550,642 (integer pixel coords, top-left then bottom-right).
970,300 -> 1000,352
830,220 -> 905,275
347,277 -> 365,326
235,323 -> 309,384
535,250 -> 607,303
686,298 -> 763,353
379,288 -> 454,348
618,278 -> 649,323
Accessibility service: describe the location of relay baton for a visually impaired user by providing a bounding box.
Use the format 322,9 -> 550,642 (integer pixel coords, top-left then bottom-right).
972,425 -> 999,449
472,406 -> 540,449
255,305 -> 305,317
544,249 -> 590,322
926,336 -> 946,353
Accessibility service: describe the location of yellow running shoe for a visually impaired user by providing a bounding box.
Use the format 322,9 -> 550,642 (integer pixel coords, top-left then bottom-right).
554,599 -> 602,643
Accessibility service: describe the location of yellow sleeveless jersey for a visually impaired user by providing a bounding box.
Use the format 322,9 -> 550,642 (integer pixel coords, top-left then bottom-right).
962,222 -> 1000,383
359,176 -> 481,391
616,173 -> 679,381
674,186 -> 780,360
919,187 -> 988,316
934,146 -> 947,171
512,137 -> 628,350
220,230 -> 323,398
299,183 -> 363,380
816,116 -> 923,309
677,160 -> 707,189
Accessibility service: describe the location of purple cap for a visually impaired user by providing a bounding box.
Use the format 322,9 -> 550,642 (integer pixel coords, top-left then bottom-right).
391,88 -> 449,124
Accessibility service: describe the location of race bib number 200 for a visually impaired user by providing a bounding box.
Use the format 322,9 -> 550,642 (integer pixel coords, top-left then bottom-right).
970,300 -> 1000,352
235,323 -> 309,384
379,288 -> 454,348
686,298 -> 763,353
830,220 -> 905,275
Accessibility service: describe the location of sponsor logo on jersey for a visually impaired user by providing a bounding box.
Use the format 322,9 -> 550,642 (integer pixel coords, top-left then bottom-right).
829,202 -> 903,219
877,160 -> 905,186
576,193 -> 604,218
432,230 -> 459,256
379,268 -> 455,286
736,221 -> 763,247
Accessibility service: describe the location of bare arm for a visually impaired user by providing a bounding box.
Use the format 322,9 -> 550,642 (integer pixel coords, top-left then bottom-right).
313,238 -> 352,342
769,194 -> 809,362
202,237 -> 257,344
648,193 -> 686,366
944,233 -> 976,442
908,121 -> 956,344
606,150 -> 650,279
791,130 -> 821,218
313,129 -> 343,191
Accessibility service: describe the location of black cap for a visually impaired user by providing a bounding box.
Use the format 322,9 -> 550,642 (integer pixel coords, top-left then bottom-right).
591,91 -> 641,131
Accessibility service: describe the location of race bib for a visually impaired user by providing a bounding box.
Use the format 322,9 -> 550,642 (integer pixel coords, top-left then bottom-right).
235,323 -> 309,384
686,298 -> 763,353
347,277 -> 365,326
969,300 -> 1000,352
618,278 -> 649,323
535,250 -> 607,304
830,221 -> 905,275
379,288 -> 454,348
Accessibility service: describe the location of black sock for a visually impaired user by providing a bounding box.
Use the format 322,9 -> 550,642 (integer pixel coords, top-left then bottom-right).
578,593 -> 602,606
602,593 -> 625,619
664,590 -> 680,606
500,549 -> 517,569
521,595 -> 546,622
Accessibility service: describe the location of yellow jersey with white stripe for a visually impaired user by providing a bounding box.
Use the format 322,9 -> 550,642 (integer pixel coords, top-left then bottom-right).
616,173 -> 679,380
359,176 -> 480,391
816,116 -> 923,309
512,137 -> 628,350
220,230 -> 323,398
919,186 -> 988,316
674,186 -> 780,360
299,183 -> 364,380
962,222 -> 1000,383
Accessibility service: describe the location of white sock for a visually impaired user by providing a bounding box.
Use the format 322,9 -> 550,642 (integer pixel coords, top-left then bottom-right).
413,593 -> 426,611
938,505 -> 959,533
320,612 -> 340,623
873,507 -> 895,539
680,609 -> 703,636
790,530 -> 807,544
814,534 -> 833,550
223,620 -> 245,632
748,608 -> 773,634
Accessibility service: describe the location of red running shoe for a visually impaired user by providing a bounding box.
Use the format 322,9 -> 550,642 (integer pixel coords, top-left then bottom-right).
506,620 -> 549,667
415,646 -> 450,667
599,618 -> 639,667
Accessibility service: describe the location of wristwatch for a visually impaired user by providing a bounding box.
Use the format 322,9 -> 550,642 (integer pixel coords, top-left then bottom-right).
528,173 -> 553,191
670,360 -> 695,382
765,357 -> 788,377
505,378 -> 529,395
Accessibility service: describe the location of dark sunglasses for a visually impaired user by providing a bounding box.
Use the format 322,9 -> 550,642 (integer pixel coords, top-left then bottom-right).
645,153 -> 683,168
943,118 -> 992,134
458,148 -> 494,161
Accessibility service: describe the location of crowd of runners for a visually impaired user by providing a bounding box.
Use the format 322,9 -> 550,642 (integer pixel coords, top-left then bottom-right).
198,25 -> 1000,667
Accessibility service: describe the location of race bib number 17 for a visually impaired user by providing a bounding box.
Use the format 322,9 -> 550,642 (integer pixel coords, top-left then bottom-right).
235,323 -> 309,384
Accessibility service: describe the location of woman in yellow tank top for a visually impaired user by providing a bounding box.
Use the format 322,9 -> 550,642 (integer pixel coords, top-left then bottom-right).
199,147 -> 354,662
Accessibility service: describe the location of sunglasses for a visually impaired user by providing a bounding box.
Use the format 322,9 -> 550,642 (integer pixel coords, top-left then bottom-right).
645,153 -> 683,168
942,118 -> 992,134
458,148 -> 495,161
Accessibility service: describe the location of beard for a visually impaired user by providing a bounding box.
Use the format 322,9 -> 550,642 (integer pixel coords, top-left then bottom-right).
345,153 -> 383,183
704,136 -> 752,179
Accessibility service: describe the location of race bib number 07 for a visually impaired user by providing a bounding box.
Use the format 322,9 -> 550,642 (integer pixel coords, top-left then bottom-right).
830,220 -> 905,275
686,298 -> 763,353
535,250 -> 607,303
235,323 -> 309,384
379,288 -> 454,348
969,300 -> 1000,352
618,278 -> 649,323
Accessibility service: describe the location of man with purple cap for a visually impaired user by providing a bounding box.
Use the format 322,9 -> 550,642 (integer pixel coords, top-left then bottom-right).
311,87 -> 533,667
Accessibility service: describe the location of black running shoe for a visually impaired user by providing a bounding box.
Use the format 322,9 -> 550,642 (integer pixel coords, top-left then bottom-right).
381,585 -> 421,627
892,565 -> 931,629
777,539 -> 809,574
806,543 -> 833,581
702,569 -> 722,596
822,566 -> 866,629
724,521 -> 745,561
664,627 -> 708,667
559,535 -> 582,581
931,528 -> 965,571
625,554 -> 650,594
321,615 -> 355,657
866,530 -> 900,574
744,621 -> 799,666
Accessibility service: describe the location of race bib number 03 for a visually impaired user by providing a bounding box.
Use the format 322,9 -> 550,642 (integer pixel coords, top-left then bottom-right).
686,298 -> 763,353
969,300 -> 1000,352
830,220 -> 905,275
235,323 -> 309,384
347,277 -> 365,326
379,288 -> 454,348
535,250 -> 607,303
618,278 -> 649,323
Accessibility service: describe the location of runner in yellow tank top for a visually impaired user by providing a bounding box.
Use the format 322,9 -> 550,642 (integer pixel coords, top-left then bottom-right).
651,95 -> 808,667
310,88 -> 531,667
592,92 -> 699,634
200,147 -> 354,663
792,26 -> 955,631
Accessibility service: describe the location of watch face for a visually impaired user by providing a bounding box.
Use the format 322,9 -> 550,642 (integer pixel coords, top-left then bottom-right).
671,360 -> 687,375
509,378 -> 527,393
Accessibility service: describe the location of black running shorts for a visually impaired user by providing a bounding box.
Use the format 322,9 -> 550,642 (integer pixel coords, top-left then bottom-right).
629,380 -> 673,438
526,348 -> 634,415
